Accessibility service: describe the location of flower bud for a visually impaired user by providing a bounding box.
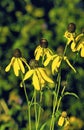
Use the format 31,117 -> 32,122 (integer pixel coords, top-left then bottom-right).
67,23 -> 76,33
61,111 -> 67,118
40,38 -> 48,48
13,48 -> 22,58
29,59 -> 38,69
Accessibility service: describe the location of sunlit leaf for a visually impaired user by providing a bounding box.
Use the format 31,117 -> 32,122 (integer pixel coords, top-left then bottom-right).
64,92 -> 79,99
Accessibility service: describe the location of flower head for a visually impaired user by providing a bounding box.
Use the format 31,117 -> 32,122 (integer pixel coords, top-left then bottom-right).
44,54 -> 76,74
71,33 -> 84,57
34,38 -> 53,61
21,59 -> 54,90
58,111 -> 69,127
5,48 -> 29,76
64,23 -> 76,45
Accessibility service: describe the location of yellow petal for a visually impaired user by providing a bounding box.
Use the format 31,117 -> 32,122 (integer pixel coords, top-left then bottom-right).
13,59 -> 20,76
47,48 -> 53,55
36,69 -> 45,85
34,45 -> 41,55
44,57 -> 52,66
64,118 -> 70,127
38,68 -> 54,83
18,58 -> 25,73
71,42 -> 76,52
81,47 -> 84,57
58,117 -> 65,126
77,43 -> 83,51
35,51 -> 42,60
5,63 -> 12,72
23,69 -> 34,81
64,57 -> 76,73
5,57 -> 15,72
52,56 -> 61,74
34,46 -> 42,60
21,57 -> 30,70
32,72 -> 40,90
0,99 -> 9,114
45,48 -> 53,58
75,33 -> 83,41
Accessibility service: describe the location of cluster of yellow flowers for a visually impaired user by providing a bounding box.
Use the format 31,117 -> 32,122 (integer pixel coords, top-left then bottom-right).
5,23 -> 84,90
5,46 -> 54,90
5,23 -> 84,91
5,34 -> 77,91
4,23 -> 84,129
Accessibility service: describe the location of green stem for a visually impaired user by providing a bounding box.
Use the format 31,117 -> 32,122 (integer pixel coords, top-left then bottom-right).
37,91 -> 43,129
50,42 -> 68,130
34,90 -> 38,130
50,72 -> 61,130
23,83 -> 31,130
56,86 -> 66,112
21,72 -> 31,130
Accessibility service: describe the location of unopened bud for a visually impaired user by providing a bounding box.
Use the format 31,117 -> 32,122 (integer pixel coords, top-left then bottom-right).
13,48 -> 22,58
29,59 -> 38,69
40,38 -> 48,48
67,23 -> 76,33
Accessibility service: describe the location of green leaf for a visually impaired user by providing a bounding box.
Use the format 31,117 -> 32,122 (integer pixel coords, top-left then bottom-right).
64,92 -> 79,99
40,122 -> 47,130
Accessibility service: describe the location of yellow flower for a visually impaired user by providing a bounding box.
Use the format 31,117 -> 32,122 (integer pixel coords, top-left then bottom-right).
34,38 -> 53,61
64,23 -> 76,45
5,49 -> 29,76
58,111 -> 69,127
64,31 -> 75,45
21,59 -> 54,90
22,68 -> 54,90
71,33 -> 84,57
44,54 -> 76,74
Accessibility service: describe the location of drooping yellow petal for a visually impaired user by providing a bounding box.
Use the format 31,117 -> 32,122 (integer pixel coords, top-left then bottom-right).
36,69 -> 45,86
58,117 -> 65,126
38,68 -> 54,83
32,72 -> 40,90
71,42 -> 76,52
52,56 -> 61,74
13,58 -> 20,76
5,57 -> 15,72
5,64 -> 12,72
34,45 -> 41,55
18,58 -> 25,74
0,99 -> 9,114
35,52 -> 42,60
45,48 -> 53,58
21,57 -> 30,70
47,48 -> 53,55
64,57 -> 76,73
64,118 -> 70,127
81,47 -> 84,57
23,69 -> 34,81
75,33 -> 83,42
43,56 -> 52,66
34,46 -> 42,60
76,43 -> 83,51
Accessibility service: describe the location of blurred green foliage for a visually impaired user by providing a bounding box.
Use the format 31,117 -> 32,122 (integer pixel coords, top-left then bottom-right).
0,0 -> 84,129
